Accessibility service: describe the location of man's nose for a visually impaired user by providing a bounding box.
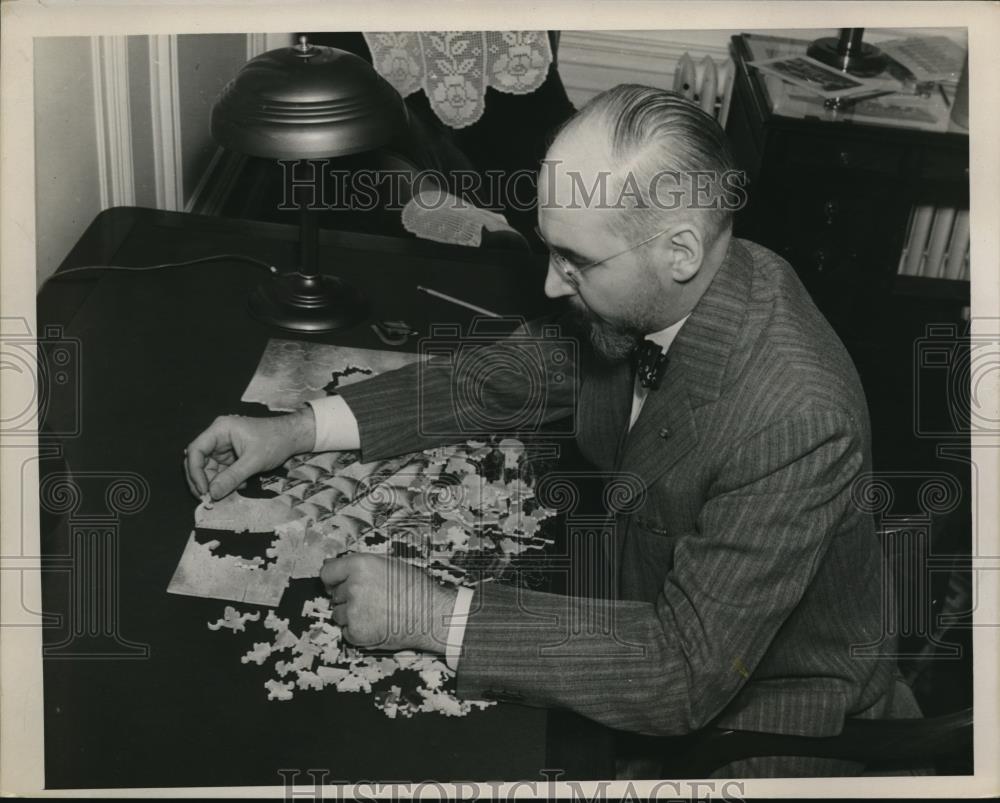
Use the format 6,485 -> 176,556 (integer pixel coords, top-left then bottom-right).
544,263 -> 577,299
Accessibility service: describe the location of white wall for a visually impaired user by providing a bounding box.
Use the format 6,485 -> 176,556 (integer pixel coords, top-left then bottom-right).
559,29 -> 737,108
558,27 -> 968,108
32,32 -> 293,286
33,37 -> 105,288
177,33 -> 250,208
34,28 -> 965,285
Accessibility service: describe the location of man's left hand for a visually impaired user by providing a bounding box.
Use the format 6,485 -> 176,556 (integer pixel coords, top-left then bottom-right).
320,554 -> 458,654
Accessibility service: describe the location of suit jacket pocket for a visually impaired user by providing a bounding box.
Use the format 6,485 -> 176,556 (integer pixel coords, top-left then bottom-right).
620,516 -> 677,603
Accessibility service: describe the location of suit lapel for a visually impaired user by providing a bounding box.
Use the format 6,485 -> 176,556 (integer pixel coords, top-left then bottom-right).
616,237 -> 755,492
577,358 -> 633,471
616,362 -> 696,487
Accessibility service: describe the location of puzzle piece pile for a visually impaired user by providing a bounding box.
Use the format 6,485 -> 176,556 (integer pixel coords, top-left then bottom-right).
205,437 -> 555,717
212,598 -> 494,717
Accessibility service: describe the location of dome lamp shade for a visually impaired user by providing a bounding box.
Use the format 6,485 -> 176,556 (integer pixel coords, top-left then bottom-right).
209,37 -> 407,333
211,37 -> 406,160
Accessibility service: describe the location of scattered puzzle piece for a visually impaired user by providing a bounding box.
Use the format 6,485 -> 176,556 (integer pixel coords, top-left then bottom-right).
302,597 -> 333,620
265,679 -> 295,701
241,642 -> 273,665
199,437 -> 552,718
207,606 -> 261,633
296,670 -> 324,691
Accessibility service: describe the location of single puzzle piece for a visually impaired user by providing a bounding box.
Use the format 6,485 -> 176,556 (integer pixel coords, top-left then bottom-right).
272,629 -> 298,652
264,610 -> 290,633
241,642 -> 273,665
296,670 -> 325,691
207,606 -> 261,633
302,597 -> 333,620
265,679 -> 295,701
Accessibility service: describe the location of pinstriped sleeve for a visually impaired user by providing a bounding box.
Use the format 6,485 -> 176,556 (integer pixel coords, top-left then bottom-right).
336,332 -> 578,463
454,408 -> 872,736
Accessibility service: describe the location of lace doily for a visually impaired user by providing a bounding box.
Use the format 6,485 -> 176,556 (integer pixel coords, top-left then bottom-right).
401,189 -> 519,247
364,31 -> 553,128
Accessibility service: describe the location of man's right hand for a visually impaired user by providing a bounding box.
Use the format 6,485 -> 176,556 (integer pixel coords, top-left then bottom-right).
183,409 -> 316,501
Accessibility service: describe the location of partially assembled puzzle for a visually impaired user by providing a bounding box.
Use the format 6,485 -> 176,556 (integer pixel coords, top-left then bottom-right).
169,438 -> 555,716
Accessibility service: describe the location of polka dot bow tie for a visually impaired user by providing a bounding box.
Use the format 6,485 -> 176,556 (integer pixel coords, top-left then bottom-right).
634,340 -> 669,390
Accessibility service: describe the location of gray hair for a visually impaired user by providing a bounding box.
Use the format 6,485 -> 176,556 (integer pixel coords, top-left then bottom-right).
556,84 -> 742,243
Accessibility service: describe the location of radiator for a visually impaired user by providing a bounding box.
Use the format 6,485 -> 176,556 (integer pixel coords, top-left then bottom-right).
672,51 -> 735,125
898,204 -> 971,281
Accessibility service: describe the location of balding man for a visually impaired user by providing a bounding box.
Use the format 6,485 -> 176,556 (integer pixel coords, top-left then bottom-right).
186,85 -> 918,777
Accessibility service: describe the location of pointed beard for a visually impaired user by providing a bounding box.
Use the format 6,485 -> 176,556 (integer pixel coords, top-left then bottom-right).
564,299 -> 641,363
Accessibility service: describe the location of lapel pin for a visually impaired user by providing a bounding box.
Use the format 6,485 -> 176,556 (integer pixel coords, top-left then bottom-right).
658,427 -> 672,439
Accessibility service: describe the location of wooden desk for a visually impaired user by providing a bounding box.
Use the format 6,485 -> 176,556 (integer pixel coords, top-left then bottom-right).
35,207 -> 613,789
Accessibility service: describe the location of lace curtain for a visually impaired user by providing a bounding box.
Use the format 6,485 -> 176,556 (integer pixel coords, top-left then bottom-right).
363,31 -> 553,128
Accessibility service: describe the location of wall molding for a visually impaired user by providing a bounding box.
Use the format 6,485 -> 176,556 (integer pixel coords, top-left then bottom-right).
558,30 -> 732,108
90,36 -> 135,209
149,35 -> 183,211
246,33 -> 269,60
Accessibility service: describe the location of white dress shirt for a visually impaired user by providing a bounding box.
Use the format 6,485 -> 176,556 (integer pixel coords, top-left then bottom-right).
308,315 -> 689,670
628,315 -> 689,430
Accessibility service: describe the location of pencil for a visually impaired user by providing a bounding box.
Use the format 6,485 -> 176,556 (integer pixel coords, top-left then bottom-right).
938,83 -> 952,107
416,285 -> 501,318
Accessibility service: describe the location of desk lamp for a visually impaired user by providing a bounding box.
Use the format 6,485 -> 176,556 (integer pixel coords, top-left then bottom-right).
211,36 -> 406,332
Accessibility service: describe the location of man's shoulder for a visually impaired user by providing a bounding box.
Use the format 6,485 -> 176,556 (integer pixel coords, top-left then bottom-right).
725,239 -> 869,426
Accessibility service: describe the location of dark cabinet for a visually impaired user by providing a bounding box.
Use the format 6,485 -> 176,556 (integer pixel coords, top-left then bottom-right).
726,33 -> 969,339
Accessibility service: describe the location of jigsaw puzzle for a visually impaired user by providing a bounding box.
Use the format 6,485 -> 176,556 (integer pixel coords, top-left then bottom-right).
240,338 -> 427,412
177,437 -> 556,718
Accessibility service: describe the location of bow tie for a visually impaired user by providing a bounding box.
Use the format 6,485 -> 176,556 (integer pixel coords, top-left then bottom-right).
634,340 -> 669,390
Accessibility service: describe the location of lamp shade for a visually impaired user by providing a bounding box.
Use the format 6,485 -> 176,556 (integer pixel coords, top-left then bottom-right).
210,39 -> 406,160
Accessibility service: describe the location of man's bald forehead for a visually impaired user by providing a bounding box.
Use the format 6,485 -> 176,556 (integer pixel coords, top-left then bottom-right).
539,121 -> 620,211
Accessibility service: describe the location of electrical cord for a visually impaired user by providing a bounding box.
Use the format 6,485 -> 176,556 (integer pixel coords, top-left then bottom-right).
38,253 -> 280,293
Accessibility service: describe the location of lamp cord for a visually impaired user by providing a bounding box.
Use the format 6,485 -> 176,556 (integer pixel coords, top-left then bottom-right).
37,253 -> 280,293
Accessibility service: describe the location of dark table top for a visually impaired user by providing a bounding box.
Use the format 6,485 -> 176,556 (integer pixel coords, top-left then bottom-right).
35,207 -> 614,789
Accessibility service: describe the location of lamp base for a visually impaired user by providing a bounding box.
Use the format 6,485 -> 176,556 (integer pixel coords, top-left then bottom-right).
807,38 -> 888,77
248,272 -> 369,333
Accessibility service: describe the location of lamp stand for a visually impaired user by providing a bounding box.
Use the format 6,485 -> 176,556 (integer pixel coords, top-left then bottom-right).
248,204 -> 369,332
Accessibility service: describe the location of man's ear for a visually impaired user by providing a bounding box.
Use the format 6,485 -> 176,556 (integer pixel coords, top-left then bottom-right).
666,222 -> 703,283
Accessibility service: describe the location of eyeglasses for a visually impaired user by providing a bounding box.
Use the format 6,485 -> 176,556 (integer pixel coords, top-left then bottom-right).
534,225 -> 671,288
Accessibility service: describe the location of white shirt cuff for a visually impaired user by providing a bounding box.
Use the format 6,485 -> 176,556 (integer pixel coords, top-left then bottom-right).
445,586 -> 475,671
305,395 -> 348,453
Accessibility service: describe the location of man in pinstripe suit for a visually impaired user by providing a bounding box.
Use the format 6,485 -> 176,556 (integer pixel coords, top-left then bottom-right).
186,86 -> 919,777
